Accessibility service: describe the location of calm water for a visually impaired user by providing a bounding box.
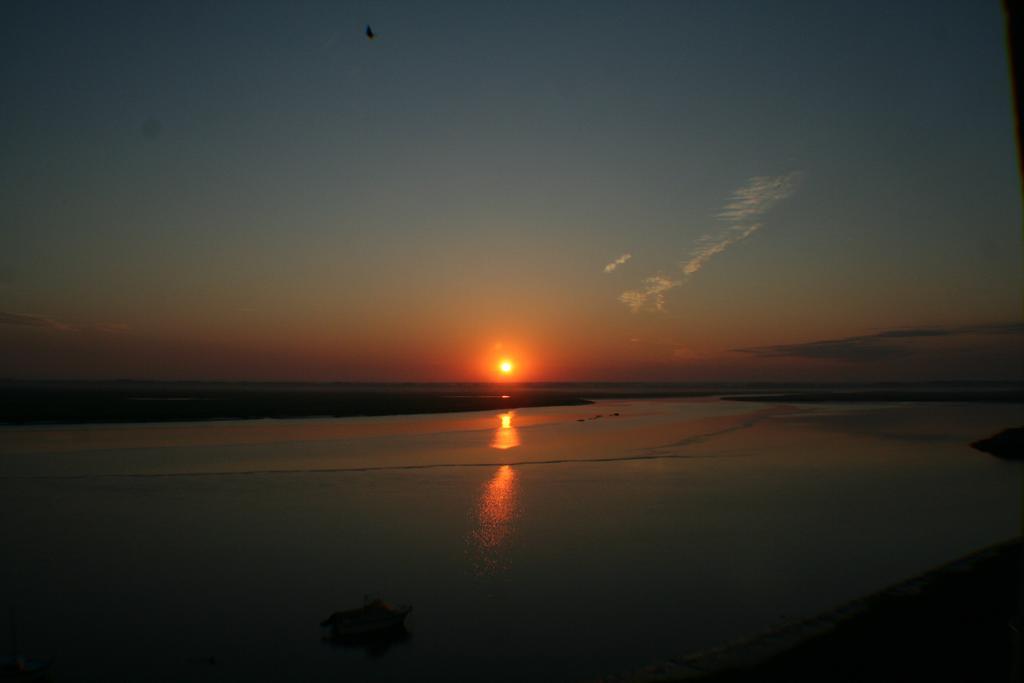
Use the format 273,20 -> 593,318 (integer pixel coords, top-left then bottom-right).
1,398 -> 1020,681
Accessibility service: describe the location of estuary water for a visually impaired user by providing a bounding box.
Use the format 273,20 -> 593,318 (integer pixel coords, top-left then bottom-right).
0,398 -> 1020,681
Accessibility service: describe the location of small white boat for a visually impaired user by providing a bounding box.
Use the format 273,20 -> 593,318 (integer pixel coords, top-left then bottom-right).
320,599 -> 412,638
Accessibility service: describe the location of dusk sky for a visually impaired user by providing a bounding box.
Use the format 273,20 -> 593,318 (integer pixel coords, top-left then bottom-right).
2,0 -> 1021,382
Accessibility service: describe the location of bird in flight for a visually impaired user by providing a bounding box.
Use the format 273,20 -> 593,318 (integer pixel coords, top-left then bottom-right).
365,25 -> 375,40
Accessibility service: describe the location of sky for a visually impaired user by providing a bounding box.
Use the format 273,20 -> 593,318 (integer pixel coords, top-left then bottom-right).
1,0 -> 1021,382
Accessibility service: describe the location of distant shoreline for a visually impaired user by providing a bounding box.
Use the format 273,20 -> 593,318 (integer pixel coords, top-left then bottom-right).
721,389 -> 1024,404
0,384 -> 594,426
1,381 -> 1021,426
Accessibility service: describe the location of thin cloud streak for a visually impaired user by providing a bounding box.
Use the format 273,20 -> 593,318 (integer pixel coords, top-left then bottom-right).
716,173 -> 801,223
682,223 -> 761,276
683,172 -> 800,277
733,322 -> 1024,362
603,253 -> 632,273
621,172 -> 800,312
92,322 -> 131,334
0,311 -> 77,332
0,311 -> 130,334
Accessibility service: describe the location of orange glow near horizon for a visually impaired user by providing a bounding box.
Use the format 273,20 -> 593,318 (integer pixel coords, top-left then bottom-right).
480,342 -> 532,382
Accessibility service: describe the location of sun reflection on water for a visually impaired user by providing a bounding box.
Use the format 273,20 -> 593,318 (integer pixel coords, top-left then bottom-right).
469,465 -> 519,574
490,411 -> 520,450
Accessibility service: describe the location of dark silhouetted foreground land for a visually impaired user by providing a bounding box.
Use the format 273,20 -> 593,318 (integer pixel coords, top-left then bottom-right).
608,538 -> 1023,683
972,427 -> 1024,460
1,381 -> 1021,424
0,381 -> 595,424
723,389 -> 1024,403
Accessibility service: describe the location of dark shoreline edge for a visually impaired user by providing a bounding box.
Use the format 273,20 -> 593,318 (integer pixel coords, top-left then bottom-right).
722,390 -> 1024,403
971,427 -> 1024,460
599,536 -> 1023,683
2,381 -> 1022,425
0,388 -> 595,426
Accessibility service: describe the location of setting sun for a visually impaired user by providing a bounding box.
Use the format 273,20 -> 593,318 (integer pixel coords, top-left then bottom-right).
499,360 -> 514,375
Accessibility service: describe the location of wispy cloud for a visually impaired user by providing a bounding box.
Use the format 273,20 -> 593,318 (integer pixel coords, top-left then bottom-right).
603,253 -> 632,273
619,275 -> 681,312
682,223 -> 761,276
733,322 -> 1024,362
92,322 -> 130,333
620,172 -> 800,311
0,311 -> 130,334
0,311 -> 77,332
716,173 -> 800,223
682,172 -> 800,277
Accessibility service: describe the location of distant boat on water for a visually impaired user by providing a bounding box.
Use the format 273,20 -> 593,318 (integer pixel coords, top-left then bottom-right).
321,599 -> 411,638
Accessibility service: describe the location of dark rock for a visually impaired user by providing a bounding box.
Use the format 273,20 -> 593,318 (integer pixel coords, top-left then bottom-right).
970,426 -> 1024,460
